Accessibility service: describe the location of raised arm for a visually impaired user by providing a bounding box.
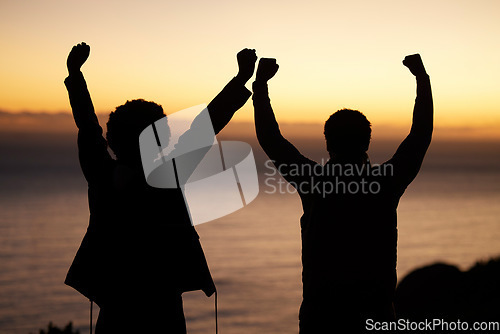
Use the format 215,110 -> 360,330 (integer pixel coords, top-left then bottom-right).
65,42 -> 99,129
391,54 -> 433,187
252,58 -> 308,166
65,42 -> 111,182
207,48 -> 256,134
403,54 -> 433,139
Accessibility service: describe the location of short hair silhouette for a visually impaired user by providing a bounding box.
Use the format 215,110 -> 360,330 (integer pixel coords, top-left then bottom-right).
106,99 -> 166,160
253,54 -> 432,333
324,108 -> 371,156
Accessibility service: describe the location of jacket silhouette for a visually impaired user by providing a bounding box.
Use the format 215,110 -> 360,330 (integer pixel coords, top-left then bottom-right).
64,42 -> 256,332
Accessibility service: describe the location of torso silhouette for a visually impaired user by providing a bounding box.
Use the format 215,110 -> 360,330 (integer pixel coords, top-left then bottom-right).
296,160 -> 402,309
64,71 -> 251,307
276,155 -> 419,332
66,154 -> 214,306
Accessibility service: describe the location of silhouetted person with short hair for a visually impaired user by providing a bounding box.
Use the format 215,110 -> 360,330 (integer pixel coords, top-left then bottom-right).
64,42 -> 257,333
253,55 -> 433,333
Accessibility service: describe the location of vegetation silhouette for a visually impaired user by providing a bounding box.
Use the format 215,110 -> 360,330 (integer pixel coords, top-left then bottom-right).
33,322 -> 79,334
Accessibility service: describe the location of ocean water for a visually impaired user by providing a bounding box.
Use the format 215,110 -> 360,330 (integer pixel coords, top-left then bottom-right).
1,131 -> 500,333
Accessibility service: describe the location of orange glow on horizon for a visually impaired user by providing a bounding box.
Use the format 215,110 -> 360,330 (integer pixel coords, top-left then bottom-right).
0,0 -> 499,136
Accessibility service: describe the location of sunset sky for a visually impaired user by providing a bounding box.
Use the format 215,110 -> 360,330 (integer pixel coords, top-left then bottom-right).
1,0 -> 499,134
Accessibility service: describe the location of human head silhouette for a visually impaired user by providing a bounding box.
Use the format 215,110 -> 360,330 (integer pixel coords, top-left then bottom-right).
324,109 -> 371,160
106,99 -> 166,162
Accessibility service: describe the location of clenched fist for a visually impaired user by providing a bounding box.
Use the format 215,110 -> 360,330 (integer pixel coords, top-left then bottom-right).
67,42 -> 90,75
403,54 -> 427,77
236,48 -> 257,82
255,58 -> 279,82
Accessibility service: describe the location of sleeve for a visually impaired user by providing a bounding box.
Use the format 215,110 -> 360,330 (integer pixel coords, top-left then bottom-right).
207,76 -> 252,135
65,72 -> 113,183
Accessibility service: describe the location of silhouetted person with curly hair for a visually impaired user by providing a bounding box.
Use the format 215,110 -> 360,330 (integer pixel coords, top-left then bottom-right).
253,55 -> 433,333
64,42 -> 257,333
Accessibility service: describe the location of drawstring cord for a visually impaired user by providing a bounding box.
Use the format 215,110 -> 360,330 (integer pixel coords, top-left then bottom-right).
90,299 -> 93,334
214,289 -> 218,334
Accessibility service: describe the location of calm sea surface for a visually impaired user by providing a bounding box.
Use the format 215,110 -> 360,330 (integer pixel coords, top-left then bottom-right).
1,132 -> 500,333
